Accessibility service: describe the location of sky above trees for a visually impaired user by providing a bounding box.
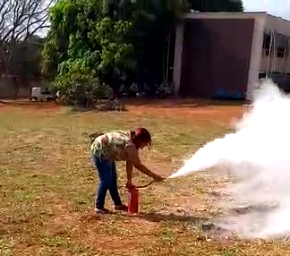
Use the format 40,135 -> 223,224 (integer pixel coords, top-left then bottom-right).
243,0 -> 290,19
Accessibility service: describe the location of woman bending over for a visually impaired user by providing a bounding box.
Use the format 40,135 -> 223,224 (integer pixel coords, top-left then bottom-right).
90,127 -> 164,213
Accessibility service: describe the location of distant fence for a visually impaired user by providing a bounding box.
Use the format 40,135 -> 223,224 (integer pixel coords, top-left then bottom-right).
0,77 -> 50,98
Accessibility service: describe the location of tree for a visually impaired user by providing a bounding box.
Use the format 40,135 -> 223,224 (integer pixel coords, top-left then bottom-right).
88,17 -> 136,93
43,0 -> 186,101
189,0 -> 244,12
0,0 -> 54,97
42,0 -> 103,78
103,0 -> 134,20
43,0 -> 136,102
6,36 -> 44,98
51,67 -> 113,108
126,0 -> 187,87
0,0 -> 53,70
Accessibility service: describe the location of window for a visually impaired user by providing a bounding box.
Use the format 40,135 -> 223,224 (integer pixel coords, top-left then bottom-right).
263,35 -> 271,49
277,47 -> 285,58
262,35 -> 271,56
259,72 -> 266,79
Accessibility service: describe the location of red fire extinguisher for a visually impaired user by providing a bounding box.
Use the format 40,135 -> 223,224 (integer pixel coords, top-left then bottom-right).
127,181 -> 155,214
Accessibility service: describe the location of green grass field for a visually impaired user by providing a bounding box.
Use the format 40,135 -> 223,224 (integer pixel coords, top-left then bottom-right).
0,101 -> 288,256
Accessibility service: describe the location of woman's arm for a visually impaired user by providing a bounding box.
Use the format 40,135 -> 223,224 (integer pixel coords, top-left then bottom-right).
126,146 -> 163,181
126,161 -> 134,187
134,162 -> 162,180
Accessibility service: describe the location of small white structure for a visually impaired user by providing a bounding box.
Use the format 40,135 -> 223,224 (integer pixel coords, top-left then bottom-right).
31,87 -> 55,101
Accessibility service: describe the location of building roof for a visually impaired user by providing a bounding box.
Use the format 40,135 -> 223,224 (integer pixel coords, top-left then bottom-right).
183,12 -> 290,22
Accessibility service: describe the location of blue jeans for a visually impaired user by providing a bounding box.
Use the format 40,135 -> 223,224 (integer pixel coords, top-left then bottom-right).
92,155 -> 122,209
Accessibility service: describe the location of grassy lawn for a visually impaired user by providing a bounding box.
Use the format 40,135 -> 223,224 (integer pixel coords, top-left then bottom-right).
0,101 -> 288,256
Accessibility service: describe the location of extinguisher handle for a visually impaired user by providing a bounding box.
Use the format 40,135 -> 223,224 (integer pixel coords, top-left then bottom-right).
134,180 -> 155,189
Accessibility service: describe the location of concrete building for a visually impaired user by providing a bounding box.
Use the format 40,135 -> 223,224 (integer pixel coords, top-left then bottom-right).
173,12 -> 290,100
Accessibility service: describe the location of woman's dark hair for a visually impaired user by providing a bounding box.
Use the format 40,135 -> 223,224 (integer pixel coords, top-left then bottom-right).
131,127 -> 152,148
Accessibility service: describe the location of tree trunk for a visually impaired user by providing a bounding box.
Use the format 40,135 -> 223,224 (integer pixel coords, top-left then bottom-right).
165,32 -> 171,83
29,85 -> 33,101
12,76 -> 19,100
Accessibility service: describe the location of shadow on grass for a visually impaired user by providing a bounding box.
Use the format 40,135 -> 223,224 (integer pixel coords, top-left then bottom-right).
132,212 -> 207,224
80,211 -> 208,225
134,213 -> 228,235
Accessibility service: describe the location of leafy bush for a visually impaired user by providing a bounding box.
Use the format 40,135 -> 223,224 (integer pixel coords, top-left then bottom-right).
52,71 -> 113,108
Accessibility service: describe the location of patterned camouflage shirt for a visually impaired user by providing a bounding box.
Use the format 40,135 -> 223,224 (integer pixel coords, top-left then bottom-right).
91,131 -> 132,160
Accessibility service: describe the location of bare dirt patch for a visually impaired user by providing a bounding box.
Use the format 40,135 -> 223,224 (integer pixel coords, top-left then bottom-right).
125,98 -> 246,124
0,99 -> 62,112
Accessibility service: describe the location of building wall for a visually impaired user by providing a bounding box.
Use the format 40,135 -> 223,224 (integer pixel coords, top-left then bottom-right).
265,14 -> 290,34
173,23 -> 184,95
260,15 -> 290,74
247,14 -> 266,99
179,18 -> 254,99
173,12 -> 266,99
173,12 -> 269,100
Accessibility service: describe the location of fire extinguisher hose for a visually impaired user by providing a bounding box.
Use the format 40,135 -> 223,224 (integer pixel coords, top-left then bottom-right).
134,180 -> 155,189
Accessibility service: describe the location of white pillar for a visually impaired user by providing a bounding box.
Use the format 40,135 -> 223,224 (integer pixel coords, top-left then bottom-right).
247,16 -> 266,100
173,21 -> 185,96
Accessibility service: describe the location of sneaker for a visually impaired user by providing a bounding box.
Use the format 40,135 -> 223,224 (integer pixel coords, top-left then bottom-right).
95,207 -> 111,214
114,205 -> 128,212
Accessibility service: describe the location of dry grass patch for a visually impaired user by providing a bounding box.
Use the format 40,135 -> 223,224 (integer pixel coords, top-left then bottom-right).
0,101 -> 289,256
